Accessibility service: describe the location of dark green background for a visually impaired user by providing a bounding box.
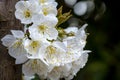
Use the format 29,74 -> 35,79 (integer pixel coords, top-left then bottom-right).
56,0 -> 120,80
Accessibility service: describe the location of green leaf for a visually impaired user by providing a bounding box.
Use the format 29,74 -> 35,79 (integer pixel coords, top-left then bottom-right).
56,6 -> 72,28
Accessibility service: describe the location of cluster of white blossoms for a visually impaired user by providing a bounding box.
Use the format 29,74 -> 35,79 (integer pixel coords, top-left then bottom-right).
1,0 -> 90,80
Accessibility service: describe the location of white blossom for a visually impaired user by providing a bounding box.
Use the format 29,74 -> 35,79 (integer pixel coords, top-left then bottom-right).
23,39 -> 43,59
1,30 -> 28,64
15,0 -> 42,24
29,14 -> 58,40
22,59 -> 53,79
46,51 -> 90,80
38,41 -> 68,66
62,24 -> 88,62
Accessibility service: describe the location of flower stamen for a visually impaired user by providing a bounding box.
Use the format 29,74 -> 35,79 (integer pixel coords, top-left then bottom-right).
46,46 -> 56,54
38,25 -> 47,34
30,41 -> 40,52
43,8 -> 48,15
39,0 -> 45,3
24,9 -> 31,18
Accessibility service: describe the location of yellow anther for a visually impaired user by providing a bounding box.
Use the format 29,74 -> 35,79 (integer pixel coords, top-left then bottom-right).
30,41 -> 40,52
43,8 -> 48,15
47,46 -> 56,54
24,9 -> 31,18
13,41 -> 22,48
40,0 -> 45,3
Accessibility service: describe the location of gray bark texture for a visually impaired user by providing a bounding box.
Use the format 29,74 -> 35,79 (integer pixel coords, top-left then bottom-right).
0,0 -> 22,80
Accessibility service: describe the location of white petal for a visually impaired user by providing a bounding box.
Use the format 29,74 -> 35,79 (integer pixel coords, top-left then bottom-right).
45,28 -> 58,40
76,24 -> 88,40
67,39 -> 81,52
42,2 -> 58,16
28,1 -> 41,12
8,40 -> 27,59
22,59 -> 50,76
29,24 -> 39,38
32,14 -> 44,25
73,52 -> 89,71
33,14 -> 58,28
11,30 -> 24,38
23,39 -> 45,59
69,53 -> 88,76
79,51 -> 89,68
65,26 -> 78,34
15,10 -> 24,20
52,41 -> 67,52
45,14 -> 58,27
15,1 -> 28,10
21,18 -> 32,24
38,43 -> 50,65
1,35 -> 16,47
65,75 -> 74,80
47,69 -> 60,80
62,63 -> 72,73
29,25 -> 46,41
15,55 -> 28,64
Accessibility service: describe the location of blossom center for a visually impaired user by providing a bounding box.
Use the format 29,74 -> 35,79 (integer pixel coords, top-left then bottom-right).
33,59 -> 37,65
13,40 -> 22,48
38,25 -> 47,34
31,60 -> 38,69
30,41 -> 40,52
46,46 -> 56,54
24,9 -> 31,18
43,8 -> 48,15
39,0 -> 45,3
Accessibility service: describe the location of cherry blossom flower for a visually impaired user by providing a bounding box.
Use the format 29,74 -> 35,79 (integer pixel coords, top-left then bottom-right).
1,30 -> 28,64
29,14 -> 58,40
22,59 -> 53,79
15,0 -> 42,24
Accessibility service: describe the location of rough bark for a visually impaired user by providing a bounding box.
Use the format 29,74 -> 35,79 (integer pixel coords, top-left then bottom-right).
0,0 -> 22,80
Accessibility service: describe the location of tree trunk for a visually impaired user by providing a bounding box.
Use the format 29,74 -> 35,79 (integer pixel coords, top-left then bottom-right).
0,0 -> 22,80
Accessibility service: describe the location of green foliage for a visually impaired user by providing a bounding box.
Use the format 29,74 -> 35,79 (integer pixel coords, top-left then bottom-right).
56,6 -> 72,28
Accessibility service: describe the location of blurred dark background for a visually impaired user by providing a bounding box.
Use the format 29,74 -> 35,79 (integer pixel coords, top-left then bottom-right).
56,0 -> 120,80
